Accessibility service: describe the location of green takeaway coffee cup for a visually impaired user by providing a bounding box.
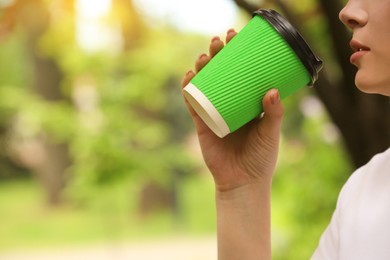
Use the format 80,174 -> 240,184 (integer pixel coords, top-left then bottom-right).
183,9 -> 323,138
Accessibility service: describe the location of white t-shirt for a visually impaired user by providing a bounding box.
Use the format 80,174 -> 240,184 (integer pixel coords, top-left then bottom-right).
311,148 -> 390,260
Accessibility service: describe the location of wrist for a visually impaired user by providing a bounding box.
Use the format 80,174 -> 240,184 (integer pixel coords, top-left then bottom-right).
215,181 -> 272,218
215,179 -> 272,201
215,178 -> 272,260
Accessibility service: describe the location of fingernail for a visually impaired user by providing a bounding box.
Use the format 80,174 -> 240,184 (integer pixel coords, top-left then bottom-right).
227,28 -> 235,34
211,36 -> 220,42
186,70 -> 193,76
271,89 -> 280,105
199,53 -> 207,59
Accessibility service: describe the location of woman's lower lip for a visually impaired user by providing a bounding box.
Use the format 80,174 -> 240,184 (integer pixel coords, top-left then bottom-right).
350,50 -> 369,64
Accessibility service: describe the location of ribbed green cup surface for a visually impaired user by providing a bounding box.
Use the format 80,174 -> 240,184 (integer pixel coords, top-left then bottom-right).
190,15 -> 311,133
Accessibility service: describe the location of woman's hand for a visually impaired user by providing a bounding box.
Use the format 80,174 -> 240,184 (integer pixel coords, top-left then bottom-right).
181,29 -> 284,193
182,29 -> 284,259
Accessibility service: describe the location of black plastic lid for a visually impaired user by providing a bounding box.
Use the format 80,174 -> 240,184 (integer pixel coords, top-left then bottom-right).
253,9 -> 323,86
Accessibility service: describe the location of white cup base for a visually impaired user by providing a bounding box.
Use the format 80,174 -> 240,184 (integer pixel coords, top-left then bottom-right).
183,83 -> 230,138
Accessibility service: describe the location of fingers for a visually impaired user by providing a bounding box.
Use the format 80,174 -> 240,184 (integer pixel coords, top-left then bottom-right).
196,29 -> 238,73
195,53 -> 211,73
209,36 -> 224,58
181,70 -> 195,89
181,70 -> 199,119
262,89 -> 284,127
181,70 -> 214,136
181,29 -> 239,137
226,28 -> 237,44
255,89 -> 284,141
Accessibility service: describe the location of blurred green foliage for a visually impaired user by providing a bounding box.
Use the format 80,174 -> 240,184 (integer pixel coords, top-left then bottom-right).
0,176 -> 216,250
0,1 -> 353,259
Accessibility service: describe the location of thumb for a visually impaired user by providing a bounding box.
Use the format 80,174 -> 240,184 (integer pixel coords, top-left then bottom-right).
256,89 -> 284,141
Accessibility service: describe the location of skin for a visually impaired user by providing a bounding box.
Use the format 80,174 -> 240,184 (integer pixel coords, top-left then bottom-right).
182,29 -> 283,260
182,1 -> 390,259
339,0 -> 390,96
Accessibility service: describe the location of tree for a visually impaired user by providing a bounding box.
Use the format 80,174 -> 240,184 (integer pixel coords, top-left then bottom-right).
0,0 -> 74,206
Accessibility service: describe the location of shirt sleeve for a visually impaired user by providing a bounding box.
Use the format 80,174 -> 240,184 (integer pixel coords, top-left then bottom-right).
311,148 -> 390,259
310,163 -> 370,259
310,206 -> 340,260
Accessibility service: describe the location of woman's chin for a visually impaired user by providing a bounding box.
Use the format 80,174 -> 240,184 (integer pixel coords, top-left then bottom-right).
355,74 -> 383,95
355,80 -> 373,94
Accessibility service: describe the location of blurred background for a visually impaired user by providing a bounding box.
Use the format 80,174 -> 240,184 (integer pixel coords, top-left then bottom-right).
0,0 -> 389,259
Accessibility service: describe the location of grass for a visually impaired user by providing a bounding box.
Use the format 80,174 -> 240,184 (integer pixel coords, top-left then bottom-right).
0,174 -> 217,251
